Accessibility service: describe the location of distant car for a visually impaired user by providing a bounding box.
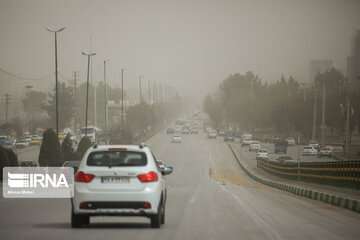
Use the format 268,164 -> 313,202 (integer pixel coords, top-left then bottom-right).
190,128 -> 198,134
181,128 -> 190,134
208,131 -> 217,139
249,142 -> 261,152
15,138 -> 30,149
172,135 -> 182,143
256,149 -> 269,160
318,146 -> 333,157
0,137 -> 15,151
166,128 -> 175,134
309,140 -> 320,150
276,155 -> 293,163
274,140 -> 288,154
241,133 -> 253,141
30,135 -> 42,145
224,133 -> 235,142
286,137 -> 296,145
303,145 -> 318,156
218,130 -> 225,137
23,136 -> 32,144
241,139 -> 253,146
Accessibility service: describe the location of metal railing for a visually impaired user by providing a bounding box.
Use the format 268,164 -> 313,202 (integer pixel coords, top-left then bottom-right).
257,159 -> 360,189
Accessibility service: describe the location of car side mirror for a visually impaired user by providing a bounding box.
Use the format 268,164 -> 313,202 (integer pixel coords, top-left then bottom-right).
160,165 -> 173,176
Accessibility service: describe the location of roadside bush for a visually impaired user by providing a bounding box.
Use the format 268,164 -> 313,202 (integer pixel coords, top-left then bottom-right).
77,136 -> 92,159
38,128 -> 62,166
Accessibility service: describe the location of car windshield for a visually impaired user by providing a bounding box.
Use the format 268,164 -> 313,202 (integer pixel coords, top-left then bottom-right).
87,151 -> 147,167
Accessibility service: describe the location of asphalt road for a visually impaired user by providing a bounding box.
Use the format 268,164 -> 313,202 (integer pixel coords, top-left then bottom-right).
1,132 -> 359,240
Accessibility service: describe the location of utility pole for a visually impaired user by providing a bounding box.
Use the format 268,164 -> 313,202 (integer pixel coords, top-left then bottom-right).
344,96 -> 351,155
82,52 -> 96,136
311,87 -> 318,141
73,71 -> 78,131
47,26 -> 65,136
4,93 -> 10,123
139,75 -> 143,103
320,79 -> 326,146
104,60 -> 109,131
148,79 -> 151,104
121,68 -> 125,128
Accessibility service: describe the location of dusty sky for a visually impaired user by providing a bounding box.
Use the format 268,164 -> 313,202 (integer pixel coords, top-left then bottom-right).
0,0 -> 359,100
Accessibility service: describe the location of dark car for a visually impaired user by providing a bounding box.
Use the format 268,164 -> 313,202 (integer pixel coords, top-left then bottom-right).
166,128 -> 175,134
276,155 -> 293,163
274,140 -> 288,154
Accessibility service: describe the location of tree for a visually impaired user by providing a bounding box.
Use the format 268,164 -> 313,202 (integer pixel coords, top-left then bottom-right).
38,128 -> 62,166
43,82 -> 75,130
23,90 -> 46,115
203,94 -> 223,128
77,136 -> 92,159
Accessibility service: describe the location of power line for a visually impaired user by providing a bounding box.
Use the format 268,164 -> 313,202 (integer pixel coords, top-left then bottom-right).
0,66 -> 51,81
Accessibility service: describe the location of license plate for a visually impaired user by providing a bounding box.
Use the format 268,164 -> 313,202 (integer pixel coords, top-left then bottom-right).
101,176 -> 130,184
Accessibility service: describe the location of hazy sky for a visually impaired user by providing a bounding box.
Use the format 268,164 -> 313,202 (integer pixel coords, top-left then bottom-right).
0,0 -> 359,99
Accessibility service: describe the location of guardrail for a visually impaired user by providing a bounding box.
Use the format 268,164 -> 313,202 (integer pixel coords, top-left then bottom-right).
257,159 -> 360,189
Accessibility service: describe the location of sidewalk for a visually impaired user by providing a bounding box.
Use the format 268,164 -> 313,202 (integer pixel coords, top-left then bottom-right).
230,142 -> 360,202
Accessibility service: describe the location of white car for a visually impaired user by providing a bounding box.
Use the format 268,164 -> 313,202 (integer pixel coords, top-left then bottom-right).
256,149 -> 269,160
302,145 -> 318,156
286,137 -> 296,145
15,138 -> 30,149
172,135 -> 182,143
241,139 -> 253,146
249,142 -> 261,152
72,144 -> 173,228
208,131 -> 217,139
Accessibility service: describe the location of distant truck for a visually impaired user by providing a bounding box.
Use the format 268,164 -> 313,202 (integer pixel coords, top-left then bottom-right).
274,139 -> 288,154
79,126 -> 101,143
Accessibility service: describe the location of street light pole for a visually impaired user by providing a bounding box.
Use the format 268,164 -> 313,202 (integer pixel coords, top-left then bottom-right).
47,27 -> 65,137
104,60 -> 109,131
121,68 -> 125,128
139,75 -> 143,103
82,52 -> 96,137
320,79 -> 327,146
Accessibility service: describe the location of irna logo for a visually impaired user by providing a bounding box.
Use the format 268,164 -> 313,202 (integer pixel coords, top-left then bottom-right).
8,172 -> 69,188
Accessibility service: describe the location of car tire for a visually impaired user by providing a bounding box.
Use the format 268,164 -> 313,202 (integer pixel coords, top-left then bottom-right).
150,203 -> 163,228
161,203 -> 166,225
71,211 -> 89,228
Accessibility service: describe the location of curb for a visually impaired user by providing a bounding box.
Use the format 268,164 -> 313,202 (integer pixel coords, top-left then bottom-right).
227,143 -> 360,214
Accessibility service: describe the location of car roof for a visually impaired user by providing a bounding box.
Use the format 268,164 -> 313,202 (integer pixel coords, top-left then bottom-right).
89,144 -> 149,152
